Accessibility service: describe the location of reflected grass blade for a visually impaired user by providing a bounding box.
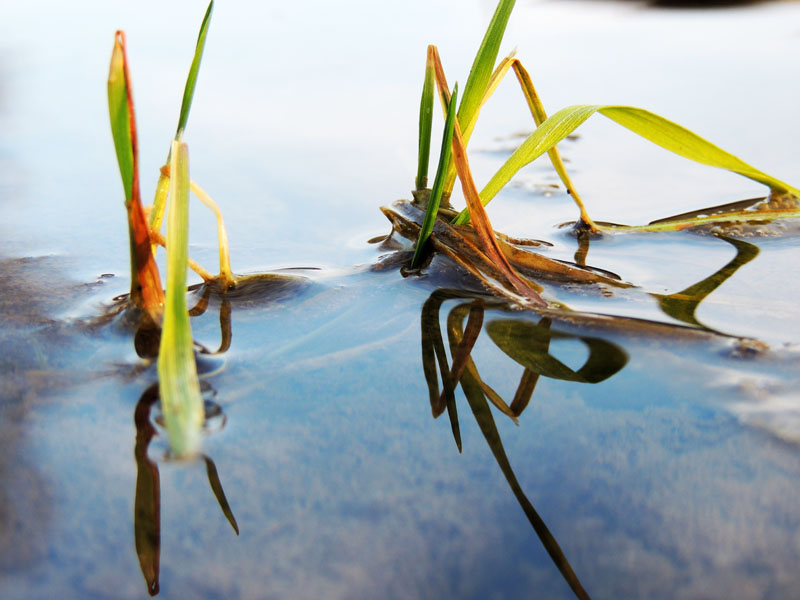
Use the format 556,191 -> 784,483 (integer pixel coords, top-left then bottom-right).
411,84 -> 458,269
447,307 -> 591,600
487,319 -> 628,384
133,384 -> 161,597
453,104 -> 800,225
204,456 -> 240,535
158,141 -> 204,458
461,370 -> 591,600
655,235 -> 759,328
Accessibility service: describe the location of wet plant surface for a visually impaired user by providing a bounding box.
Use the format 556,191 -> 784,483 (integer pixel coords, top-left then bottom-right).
3,1 -> 800,598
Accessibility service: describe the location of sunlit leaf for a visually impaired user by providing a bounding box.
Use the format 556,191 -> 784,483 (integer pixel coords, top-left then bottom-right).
175,0 -> 214,141
107,31 -> 164,317
108,32 -> 134,204
416,46 -> 435,190
453,104 -> 800,225
151,0 -> 214,233
442,0 -> 516,195
458,0 -> 516,142
157,141 -> 204,458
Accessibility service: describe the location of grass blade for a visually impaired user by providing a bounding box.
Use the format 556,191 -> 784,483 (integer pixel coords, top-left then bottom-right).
108,33 -> 134,205
108,31 -> 164,317
450,109 -> 547,306
175,0 -> 214,141
441,0 -> 516,196
416,46 -> 435,190
453,104 -> 799,225
157,141 -> 204,458
411,84 -> 459,269
151,0 -> 214,233
458,0 -> 516,143
511,61 -> 595,231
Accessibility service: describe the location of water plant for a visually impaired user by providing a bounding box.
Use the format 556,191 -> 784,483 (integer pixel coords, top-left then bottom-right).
406,0 -> 800,294
107,1 -> 225,457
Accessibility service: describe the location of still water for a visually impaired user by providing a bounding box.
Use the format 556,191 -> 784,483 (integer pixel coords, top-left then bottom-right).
1,1 -> 800,598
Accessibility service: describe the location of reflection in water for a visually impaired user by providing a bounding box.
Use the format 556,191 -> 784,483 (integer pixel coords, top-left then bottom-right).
133,383 -> 239,596
420,290 -> 629,600
134,385 -> 161,596
570,226 -> 761,337
653,234 -> 759,330
127,273 -> 312,594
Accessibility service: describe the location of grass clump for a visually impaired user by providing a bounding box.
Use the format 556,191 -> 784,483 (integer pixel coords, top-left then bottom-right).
107,0 -> 224,457
406,0 -> 800,293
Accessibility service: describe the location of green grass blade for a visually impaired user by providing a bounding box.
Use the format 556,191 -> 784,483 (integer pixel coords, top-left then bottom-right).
411,84 -> 459,269
151,1 -> 213,233
599,106 -> 799,195
157,141 -> 204,458
441,0 -> 516,196
458,0 -> 516,142
108,32 -> 134,205
175,0 -> 214,141
416,47 -> 435,190
453,104 -> 799,225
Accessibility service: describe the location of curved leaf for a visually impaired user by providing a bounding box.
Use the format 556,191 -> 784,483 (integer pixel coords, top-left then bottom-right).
453,104 -> 800,225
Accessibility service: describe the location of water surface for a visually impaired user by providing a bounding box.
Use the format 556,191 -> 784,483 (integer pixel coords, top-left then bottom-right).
1,1 -> 800,598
